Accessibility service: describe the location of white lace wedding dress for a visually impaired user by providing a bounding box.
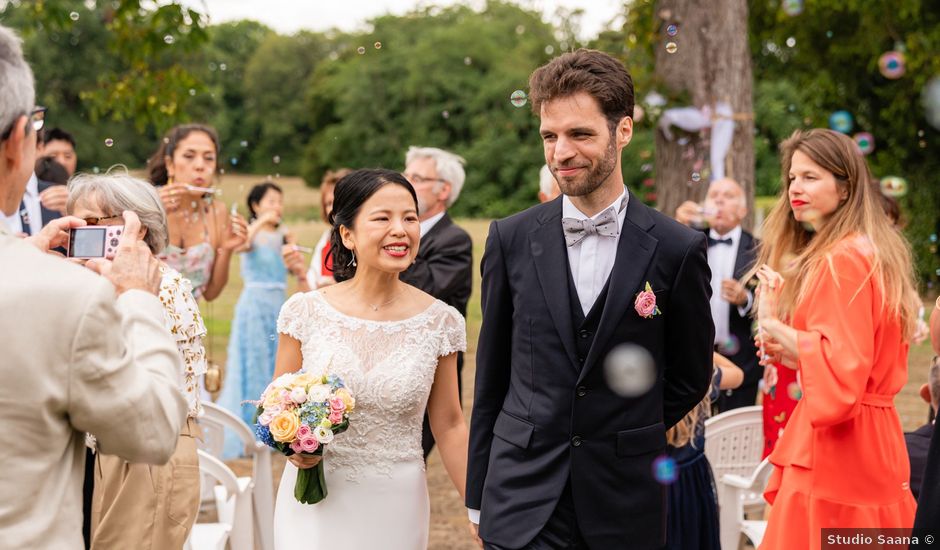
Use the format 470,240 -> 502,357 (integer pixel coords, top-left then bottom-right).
272,291 -> 466,550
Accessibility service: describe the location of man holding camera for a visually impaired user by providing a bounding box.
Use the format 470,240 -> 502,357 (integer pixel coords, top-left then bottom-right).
0,25 -> 187,549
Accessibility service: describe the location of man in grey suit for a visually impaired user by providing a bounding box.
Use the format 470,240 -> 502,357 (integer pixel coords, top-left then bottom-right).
0,24 -> 187,549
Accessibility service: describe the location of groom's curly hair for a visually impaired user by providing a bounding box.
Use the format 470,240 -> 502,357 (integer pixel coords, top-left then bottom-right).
528,49 -> 635,132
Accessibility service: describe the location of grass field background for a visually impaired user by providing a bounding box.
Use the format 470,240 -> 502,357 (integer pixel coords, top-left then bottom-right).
209,174 -> 935,549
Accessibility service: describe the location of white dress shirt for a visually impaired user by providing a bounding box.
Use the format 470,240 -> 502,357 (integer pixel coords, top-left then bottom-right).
562,188 -> 628,315
707,225 -> 751,345
419,210 -> 446,237
1,173 -> 41,235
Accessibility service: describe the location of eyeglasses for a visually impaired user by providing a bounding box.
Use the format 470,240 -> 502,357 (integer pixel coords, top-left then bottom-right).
82,215 -> 123,226
403,173 -> 446,186
0,106 -> 47,142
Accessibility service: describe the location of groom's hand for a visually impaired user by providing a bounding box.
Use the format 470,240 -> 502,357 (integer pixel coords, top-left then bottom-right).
468,522 -> 483,548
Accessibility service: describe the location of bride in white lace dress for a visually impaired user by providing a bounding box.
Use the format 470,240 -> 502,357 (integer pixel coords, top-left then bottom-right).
271,169 -> 471,549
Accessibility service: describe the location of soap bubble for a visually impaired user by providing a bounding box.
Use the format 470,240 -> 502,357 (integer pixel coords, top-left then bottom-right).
853,132 -> 874,155
374,42 -> 382,50
652,455 -> 679,484
510,90 -> 528,108
782,0 -> 803,16
717,335 -> 741,356
879,176 -> 908,198
786,37 -> 796,48
828,111 -> 854,134
665,41 -> 678,54
69,11 -> 80,21
104,138 -> 114,147
357,46 -> 365,55
163,35 -> 174,45
878,51 -> 905,79
273,155 -> 281,165
604,344 -> 656,397
923,77 -> 940,131
666,24 -> 678,37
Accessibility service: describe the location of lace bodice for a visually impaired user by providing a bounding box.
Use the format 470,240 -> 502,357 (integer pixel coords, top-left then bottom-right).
276,291 -> 466,479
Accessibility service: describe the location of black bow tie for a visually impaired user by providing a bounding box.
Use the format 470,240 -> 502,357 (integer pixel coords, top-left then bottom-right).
708,236 -> 733,247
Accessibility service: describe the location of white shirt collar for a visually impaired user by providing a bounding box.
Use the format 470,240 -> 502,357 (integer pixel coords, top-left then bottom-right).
561,186 -> 628,225
419,210 -> 447,237
709,224 -> 742,243
24,173 -> 38,199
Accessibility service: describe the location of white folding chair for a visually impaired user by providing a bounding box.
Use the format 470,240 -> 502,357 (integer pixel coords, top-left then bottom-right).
718,457 -> 774,550
197,402 -> 275,550
185,450 -> 253,550
704,405 -> 765,512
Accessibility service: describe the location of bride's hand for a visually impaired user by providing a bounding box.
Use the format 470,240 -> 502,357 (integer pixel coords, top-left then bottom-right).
287,453 -> 322,469
468,522 -> 483,548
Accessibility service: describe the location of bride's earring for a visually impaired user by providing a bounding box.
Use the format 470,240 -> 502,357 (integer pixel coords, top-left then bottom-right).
348,251 -> 357,267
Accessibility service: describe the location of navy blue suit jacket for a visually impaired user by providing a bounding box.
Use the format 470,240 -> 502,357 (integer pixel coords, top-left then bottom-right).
467,192 -> 714,549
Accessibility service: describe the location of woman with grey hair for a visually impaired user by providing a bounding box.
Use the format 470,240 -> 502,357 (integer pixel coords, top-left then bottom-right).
67,172 -> 205,549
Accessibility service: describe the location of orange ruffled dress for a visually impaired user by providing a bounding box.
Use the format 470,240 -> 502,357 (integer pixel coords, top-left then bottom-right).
760,238 -> 916,549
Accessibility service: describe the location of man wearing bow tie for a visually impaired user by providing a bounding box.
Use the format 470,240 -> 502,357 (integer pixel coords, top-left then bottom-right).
676,178 -> 760,412
468,49 -> 714,549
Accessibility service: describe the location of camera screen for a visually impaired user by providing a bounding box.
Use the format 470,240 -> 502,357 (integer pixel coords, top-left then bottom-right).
71,228 -> 106,257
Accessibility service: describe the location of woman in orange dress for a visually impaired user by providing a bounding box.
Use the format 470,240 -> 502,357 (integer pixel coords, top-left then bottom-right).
752,129 -> 918,549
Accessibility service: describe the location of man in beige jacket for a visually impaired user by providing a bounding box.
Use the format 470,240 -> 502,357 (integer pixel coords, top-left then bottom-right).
0,25 -> 188,549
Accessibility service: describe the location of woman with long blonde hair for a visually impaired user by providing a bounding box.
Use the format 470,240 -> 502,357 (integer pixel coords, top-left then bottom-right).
753,129 -> 918,548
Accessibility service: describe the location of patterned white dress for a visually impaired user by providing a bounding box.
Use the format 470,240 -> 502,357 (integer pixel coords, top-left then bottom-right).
272,291 -> 466,550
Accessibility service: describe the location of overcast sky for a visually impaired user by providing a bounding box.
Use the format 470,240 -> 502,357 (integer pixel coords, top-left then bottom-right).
180,0 -> 624,41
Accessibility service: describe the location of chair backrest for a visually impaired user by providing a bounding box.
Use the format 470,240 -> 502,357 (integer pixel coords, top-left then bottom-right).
197,402 -> 258,458
197,402 -> 276,550
196,449 -> 241,508
704,405 -> 764,482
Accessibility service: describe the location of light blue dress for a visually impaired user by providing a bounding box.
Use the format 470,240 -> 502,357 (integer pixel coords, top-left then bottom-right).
218,229 -> 287,458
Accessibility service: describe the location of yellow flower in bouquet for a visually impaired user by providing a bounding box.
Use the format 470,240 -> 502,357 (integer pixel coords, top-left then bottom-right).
293,372 -> 320,387
269,410 -> 300,442
334,388 -> 355,411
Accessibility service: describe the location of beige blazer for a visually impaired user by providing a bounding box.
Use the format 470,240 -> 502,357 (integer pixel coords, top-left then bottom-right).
0,232 -> 188,549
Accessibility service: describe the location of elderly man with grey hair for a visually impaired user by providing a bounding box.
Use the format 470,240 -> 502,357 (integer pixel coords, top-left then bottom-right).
0,24 -> 186,550
401,146 -> 473,458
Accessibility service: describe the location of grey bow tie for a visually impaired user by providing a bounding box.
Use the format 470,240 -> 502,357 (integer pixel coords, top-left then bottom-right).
562,207 -> 619,247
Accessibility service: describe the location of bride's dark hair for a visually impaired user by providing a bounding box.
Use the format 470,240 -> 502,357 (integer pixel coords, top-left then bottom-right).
328,169 -> 418,281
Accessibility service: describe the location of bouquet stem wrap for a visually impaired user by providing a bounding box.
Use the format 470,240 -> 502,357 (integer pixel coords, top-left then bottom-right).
294,448 -> 327,504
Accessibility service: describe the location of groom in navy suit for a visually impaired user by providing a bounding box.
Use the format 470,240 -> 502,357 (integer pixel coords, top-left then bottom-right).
467,49 -> 714,549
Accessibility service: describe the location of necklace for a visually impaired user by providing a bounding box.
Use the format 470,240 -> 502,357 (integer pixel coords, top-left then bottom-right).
367,287 -> 406,311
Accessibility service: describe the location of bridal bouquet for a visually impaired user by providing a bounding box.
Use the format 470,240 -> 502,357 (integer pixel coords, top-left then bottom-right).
253,371 -> 355,504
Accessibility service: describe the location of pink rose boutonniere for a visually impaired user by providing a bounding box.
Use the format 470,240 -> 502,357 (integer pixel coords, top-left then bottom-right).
634,282 -> 661,319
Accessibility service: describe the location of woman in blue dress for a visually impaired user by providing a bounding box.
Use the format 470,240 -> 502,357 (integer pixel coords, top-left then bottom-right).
218,182 -> 289,457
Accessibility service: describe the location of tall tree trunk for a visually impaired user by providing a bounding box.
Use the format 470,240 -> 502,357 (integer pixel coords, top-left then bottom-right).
653,0 -> 756,229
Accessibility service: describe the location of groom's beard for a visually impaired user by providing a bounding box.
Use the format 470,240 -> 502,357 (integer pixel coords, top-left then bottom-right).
553,135 -> 618,198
